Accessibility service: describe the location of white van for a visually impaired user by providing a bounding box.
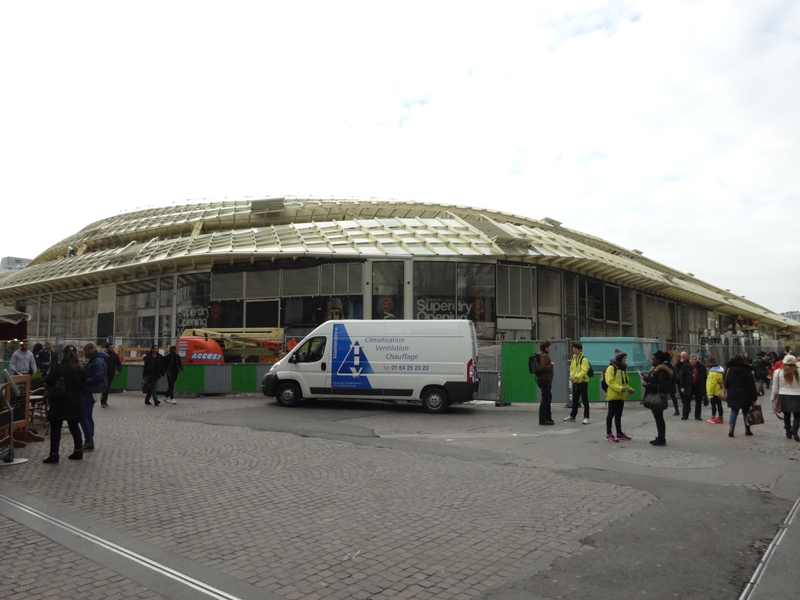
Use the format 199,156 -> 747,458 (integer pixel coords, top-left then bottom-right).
262,320 -> 479,413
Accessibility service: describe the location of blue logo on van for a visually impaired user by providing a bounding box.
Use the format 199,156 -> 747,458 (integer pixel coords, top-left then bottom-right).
332,324 -> 373,389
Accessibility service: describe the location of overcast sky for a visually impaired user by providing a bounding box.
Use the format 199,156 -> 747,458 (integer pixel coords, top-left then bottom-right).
2,1 -> 798,313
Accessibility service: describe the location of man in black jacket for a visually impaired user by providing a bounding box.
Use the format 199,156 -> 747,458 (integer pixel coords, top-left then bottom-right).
163,345 -> 184,404
679,353 -> 707,420
752,352 -> 770,396
101,343 -> 123,408
36,341 -> 58,376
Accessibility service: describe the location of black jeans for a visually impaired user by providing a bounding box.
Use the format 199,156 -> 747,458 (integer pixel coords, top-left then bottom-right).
668,391 -> 679,412
166,373 -> 179,399
101,375 -> 114,406
49,419 -> 83,455
652,409 -> 666,440
570,382 -> 589,419
145,377 -> 159,403
682,388 -> 703,419
710,396 -> 724,418
783,411 -> 800,435
537,380 -> 552,423
606,401 -> 624,435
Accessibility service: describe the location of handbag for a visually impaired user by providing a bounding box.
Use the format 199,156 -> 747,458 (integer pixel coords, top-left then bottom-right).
642,391 -> 668,411
141,378 -> 150,394
746,402 -> 765,426
717,387 -> 728,402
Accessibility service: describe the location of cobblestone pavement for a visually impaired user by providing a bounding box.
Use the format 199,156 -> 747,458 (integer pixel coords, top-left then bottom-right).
1,394 -> 655,600
0,514 -> 167,600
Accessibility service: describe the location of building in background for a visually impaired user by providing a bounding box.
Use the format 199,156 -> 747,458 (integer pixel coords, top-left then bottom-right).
0,197 -> 797,355
0,256 -> 31,271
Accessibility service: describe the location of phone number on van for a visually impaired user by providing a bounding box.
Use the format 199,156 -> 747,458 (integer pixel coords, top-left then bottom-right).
390,365 -> 430,371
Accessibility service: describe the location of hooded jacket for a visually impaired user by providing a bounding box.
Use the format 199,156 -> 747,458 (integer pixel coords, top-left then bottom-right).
605,361 -> 633,401
569,353 -> 590,384
706,366 -> 724,397
84,353 -> 109,394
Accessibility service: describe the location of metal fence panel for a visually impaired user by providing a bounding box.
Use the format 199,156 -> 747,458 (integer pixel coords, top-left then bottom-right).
476,371 -> 500,401
204,364 -> 232,393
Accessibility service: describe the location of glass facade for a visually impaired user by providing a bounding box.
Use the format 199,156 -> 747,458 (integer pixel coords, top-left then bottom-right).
17,259 -> 763,360
372,262 -> 404,320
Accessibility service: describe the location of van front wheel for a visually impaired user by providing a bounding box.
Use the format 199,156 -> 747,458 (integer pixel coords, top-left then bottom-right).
422,387 -> 449,414
275,382 -> 302,407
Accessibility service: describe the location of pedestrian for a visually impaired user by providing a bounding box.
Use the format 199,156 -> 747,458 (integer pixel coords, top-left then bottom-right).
42,345 -> 85,463
752,352 -> 770,396
679,354 -> 707,421
771,355 -> 800,441
81,343 -> 107,451
724,355 -> 758,438
705,357 -> 725,424
163,345 -> 184,404
536,341 -> 554,425
604,350 -> 635,442
642,351 -> 673,446
10,340 -> 37,376
565,342 -> 591,424
143,345 -> 165,406
36,341 -> 58,377
743,352 -> 752,365
101,343 -> 122,408
667,351 -> 681,415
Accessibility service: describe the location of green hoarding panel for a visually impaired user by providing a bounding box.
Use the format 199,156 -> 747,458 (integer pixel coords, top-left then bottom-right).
588,371 -> 642,402
232,365 -> 258,392
176,365 -> 205,392
500,342 -> 538,403
111,365 -> 128,388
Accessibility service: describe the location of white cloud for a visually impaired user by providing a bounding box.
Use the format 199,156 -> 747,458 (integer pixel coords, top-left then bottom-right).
1,0 -> 798,311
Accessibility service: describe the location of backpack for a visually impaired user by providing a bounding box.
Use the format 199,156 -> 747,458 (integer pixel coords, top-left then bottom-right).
48,372 -> 67,401
585,359 -> 594,379
601,365 -> 617,392
529,353 -> 541,375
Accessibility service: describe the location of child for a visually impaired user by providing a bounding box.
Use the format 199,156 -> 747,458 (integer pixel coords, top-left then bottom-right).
706,357 -> 725,423
605,350 -> 635,442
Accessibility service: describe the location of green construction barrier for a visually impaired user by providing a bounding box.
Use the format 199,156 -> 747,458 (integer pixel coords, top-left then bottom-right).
586,371 -> 642,401
500,342 -> 538,403
232,365 -> 258,392
111,365 -> 129,389
176,364 -> 205,392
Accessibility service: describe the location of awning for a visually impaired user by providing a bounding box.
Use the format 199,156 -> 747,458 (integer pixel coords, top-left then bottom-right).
0,306 -> 30,325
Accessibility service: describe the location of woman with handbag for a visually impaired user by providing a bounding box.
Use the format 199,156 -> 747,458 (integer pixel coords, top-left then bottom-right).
642,351 -> 673,446
42,345 -> 86,463
770,354 -> 800,441
724,355 -> 758,438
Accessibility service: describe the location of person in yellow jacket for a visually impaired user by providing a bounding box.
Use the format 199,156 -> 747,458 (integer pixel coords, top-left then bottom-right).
605,350 -> 635,442
565,342 -> 592,424
705,357 -> 725,424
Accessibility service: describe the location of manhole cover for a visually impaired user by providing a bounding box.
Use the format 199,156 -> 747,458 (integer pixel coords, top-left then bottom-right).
610,449 -> 725,469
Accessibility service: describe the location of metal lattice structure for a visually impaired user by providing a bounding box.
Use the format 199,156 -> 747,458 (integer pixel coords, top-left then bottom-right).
1,197 -> 797,330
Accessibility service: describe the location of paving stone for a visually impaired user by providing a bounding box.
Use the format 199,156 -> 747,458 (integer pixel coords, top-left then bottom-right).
3,393 -> 654,599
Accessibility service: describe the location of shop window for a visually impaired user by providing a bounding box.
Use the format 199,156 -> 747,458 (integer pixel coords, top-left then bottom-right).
537,269 -> 561,314
207,300 -> 244,329
159,277 -> 174,347
247,300 -> 280,328
496,264 -> 533,317
282,295 -> 363,327
413,262 -> 455,320
372,262 -> 404,319
457,263 -> 496,340
176,274 -> 211,333
605,286 -> 620,322
586,280 -> 604,320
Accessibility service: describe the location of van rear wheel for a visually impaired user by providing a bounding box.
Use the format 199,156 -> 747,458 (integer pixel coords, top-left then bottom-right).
275,382 -> 302,407
422,387 -> 449,414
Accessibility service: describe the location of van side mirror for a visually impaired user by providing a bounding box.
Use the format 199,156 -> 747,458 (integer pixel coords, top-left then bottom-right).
288,354 -> 297,364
